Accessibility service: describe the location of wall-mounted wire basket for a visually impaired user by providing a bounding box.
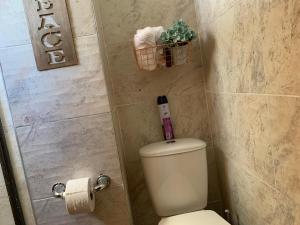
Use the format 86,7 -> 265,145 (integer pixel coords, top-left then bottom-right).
134,41 -> 192,71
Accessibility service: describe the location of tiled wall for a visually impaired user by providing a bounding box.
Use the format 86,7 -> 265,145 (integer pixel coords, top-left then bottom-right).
93,0 -> 223,225
0,65 -> 16,225
1,60 -> 36,225
195,0 -> 300,224
0,168 -> 15,225
0,0 -> 131,225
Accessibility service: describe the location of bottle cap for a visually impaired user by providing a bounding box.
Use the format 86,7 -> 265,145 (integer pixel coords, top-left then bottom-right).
157,95 -> 168,105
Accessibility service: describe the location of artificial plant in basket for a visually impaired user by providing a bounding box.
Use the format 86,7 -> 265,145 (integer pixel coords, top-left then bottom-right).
160,19 -> 196,44
160,19 -> 196,67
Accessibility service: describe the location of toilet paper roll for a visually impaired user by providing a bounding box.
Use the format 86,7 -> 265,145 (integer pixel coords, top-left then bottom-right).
64,177 -> 95,215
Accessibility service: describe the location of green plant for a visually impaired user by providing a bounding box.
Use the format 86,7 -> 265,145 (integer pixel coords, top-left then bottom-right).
160,19 -> 196,44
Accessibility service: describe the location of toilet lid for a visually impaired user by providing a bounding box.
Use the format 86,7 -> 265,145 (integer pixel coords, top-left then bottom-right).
159,210 -> 230,225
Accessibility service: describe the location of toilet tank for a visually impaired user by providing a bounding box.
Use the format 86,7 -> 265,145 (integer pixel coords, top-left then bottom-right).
139,138 -> 208,217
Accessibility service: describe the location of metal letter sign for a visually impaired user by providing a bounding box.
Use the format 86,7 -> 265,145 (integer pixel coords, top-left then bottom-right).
23,0 -> 78,70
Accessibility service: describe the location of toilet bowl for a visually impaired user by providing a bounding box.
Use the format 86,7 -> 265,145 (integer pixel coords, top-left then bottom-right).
159,210 -> 230,225
139,138 -> 230,225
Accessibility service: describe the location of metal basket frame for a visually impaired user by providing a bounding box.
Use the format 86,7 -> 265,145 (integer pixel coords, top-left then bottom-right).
134,41 -> 192,70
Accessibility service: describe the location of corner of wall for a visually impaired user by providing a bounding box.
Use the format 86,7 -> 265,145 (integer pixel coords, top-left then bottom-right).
91,1 -> 134,224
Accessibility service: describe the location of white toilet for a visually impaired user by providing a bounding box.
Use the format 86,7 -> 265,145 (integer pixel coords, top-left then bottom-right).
139,138 -> 230,225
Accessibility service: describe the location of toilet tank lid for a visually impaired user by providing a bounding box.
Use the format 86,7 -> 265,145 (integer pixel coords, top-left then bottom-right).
139,138 -> 206,158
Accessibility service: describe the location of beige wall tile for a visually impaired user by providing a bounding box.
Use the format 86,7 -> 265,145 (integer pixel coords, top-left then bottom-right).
97,0 -> 174,45
0,171 -> 14,225
0,169 -> 15,225
117,93 -> 212,164
0,197 -> 15,225
111,67 -> 201,105
105,40 -> 203,106
174,0 -> 199,28
270,97 -> 300,204
235,95 -> 275,185
0,1 -> 132,225
169,93 -> 211,142
208,93 -> 239,158
0,0 -> 97,49
209,93 -> 276,187
125,161 -> 160,225
0,0 -> 30,48
116,100 -> 162,164
217,154 -> 298,225
33,187 -> 131,225
96,0 -> 197,45
196,0 -> 300,224
200,0 -> 300,96
207,163 -> 222,203
116,92 -> 220,224
0,35 -> 110,127
0,169 -> 7,198
16,113 -> 123,200
201,7 -> 250,93
194,0 -> 239,25
93,0 -> 223,224
258,1 -> 300,96
0,64 -> 37,225
67,0 -> 97,37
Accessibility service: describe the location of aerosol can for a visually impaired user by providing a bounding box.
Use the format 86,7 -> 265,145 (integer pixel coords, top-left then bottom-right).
157,96 -> 175,140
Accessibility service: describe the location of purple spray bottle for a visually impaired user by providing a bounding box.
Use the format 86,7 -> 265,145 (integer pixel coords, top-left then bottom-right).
157,96 -> 175,140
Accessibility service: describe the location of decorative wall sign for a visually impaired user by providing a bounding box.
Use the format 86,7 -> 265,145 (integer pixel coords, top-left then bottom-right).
23,0 -> 78,71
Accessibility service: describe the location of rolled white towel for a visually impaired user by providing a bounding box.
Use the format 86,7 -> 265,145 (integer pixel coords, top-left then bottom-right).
134,26 -> 164,71
134,26 -> 163,49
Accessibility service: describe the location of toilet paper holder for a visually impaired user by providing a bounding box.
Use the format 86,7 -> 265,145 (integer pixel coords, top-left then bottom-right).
52,174 -> 111,198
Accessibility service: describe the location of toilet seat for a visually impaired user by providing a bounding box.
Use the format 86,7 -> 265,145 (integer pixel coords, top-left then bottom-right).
159,210 -> 230,225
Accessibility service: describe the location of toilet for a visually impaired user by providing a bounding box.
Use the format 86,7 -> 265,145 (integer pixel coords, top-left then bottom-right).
139,138 -> 229,225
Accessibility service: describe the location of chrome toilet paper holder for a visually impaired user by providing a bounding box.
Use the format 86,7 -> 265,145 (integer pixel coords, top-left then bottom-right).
52,174 -> 111,198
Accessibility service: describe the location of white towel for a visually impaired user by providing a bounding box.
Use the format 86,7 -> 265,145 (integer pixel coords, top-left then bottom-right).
134,26 -> 164,71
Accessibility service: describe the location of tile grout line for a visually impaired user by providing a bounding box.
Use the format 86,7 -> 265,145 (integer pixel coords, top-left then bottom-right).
15,111 -> 112,129
206,90 -> 300,99
199,0 -> 242,26
221,151 -> 280,193
32,197 -> 55,202
113,90 -> 208,109
0,33 -> 98,51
